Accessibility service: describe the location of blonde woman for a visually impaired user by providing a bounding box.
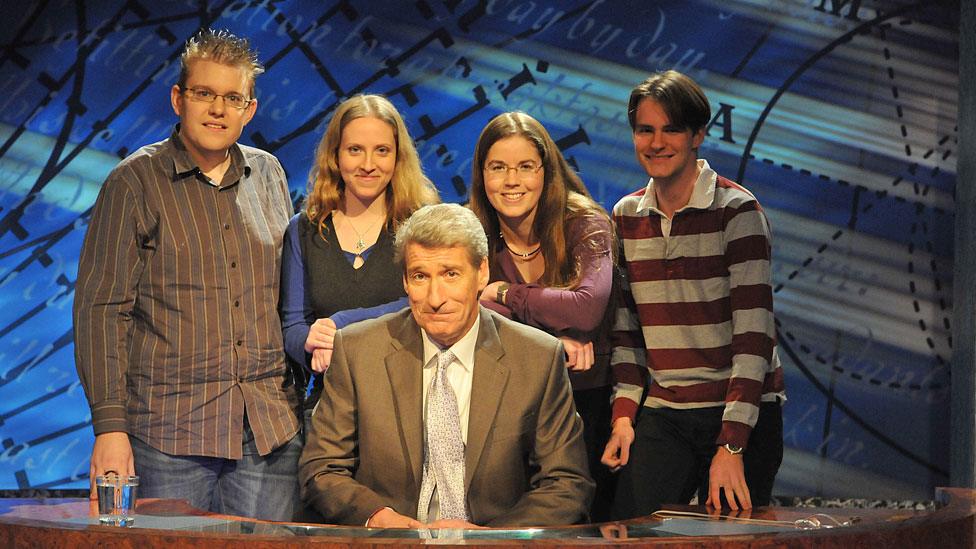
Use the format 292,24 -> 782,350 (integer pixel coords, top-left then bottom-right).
281,94 -> 438,409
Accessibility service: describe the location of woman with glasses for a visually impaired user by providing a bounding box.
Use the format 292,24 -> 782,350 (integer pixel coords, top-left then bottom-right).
281,94 -> 439,415
469,111 -> 617,521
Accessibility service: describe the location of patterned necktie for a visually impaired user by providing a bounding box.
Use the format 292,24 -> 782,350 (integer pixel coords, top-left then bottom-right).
417,350 -> 469,522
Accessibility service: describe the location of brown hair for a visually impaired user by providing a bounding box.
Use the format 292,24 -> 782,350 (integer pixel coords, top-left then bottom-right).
468,111 -> 614,289
178,29 -> 264,96
304,94 -> 439,237
627,70 -> 710,133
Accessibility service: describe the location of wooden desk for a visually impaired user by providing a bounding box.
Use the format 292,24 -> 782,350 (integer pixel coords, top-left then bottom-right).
1,488 -> 973,548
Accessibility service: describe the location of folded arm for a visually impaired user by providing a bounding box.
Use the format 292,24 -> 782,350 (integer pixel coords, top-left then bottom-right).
495,215 -> 614,334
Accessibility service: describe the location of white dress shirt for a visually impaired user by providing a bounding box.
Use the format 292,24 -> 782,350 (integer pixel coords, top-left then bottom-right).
421,320 -> 479,443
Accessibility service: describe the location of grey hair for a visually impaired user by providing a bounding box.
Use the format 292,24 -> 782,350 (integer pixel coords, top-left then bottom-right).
394,204 -> 488,268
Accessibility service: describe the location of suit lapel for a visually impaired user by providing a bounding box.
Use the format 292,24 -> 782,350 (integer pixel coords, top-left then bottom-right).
465,309 -> 508,490
385,312 -> 426,490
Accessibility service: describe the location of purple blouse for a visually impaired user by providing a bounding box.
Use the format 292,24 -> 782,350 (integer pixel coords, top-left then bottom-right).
485,214 -> 614,389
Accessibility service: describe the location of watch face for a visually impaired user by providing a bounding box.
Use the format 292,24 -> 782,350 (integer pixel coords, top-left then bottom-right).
725,444 -> 744,454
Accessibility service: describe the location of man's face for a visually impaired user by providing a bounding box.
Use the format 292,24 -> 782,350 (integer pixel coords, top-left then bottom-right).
632,98 -> 704,187
171,59 -> 256,166
403,244 -> 489,348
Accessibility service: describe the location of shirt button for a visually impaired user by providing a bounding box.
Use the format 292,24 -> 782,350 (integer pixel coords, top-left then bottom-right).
236,339 -> 243,346
224,223 -> 230,230
234,300 -> 240,307
231,261 -> 237,268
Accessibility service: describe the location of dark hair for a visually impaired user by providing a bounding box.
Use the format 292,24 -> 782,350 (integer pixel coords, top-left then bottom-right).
178,29 -> 264,96
627,70 -> 710,133
468,111 -> 614,289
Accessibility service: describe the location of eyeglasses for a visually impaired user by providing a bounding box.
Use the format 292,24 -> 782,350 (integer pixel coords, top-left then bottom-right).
181,87 -> 252,110
484,160 -> 543,182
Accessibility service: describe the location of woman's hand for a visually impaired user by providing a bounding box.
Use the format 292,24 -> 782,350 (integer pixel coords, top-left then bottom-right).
304,317 -> 337,354
480,281 -> 506,304
559,336 -> 594,372
305,318 -> 337,373
310,348 -> 333,373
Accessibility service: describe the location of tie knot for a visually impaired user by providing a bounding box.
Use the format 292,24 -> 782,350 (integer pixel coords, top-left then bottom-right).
437,350 -> 455,371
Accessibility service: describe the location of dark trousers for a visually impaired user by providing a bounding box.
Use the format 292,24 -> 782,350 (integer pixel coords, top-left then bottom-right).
611,401 -> 783,520
573,385 -> 617,522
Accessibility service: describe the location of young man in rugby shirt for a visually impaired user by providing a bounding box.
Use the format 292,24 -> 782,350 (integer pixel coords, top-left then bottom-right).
601,70 -> 785,518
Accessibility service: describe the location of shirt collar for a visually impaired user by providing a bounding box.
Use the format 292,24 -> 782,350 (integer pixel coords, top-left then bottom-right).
635,158 -> 717,215
167,124 -> 251,187
421,315 -> 480,373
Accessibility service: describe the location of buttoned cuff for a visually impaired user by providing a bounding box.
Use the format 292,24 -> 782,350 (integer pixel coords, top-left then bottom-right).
91,401 -> 128,435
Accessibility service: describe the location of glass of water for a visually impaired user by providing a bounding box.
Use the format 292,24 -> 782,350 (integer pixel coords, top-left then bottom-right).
95,474 -> 139,526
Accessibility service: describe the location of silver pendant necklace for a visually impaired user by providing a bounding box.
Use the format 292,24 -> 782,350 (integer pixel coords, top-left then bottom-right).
344,213 -> 382,251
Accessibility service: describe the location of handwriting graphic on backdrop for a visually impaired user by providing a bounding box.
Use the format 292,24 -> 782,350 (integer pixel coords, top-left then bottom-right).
735,1 -> 953,480
0,0 -> 606,490
0,0 -> 958,491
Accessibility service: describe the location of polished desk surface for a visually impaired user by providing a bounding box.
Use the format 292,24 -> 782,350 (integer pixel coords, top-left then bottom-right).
0,488 -> 973,548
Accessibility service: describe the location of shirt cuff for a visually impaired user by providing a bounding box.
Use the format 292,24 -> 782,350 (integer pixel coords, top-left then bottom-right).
91,401 -> 128,435
330,311 -> 354,330
716,420 -> 752,450
365,506 -> 395,527
611,397 -> 639,424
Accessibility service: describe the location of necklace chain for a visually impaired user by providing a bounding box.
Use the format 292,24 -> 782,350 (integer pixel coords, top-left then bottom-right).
342,212 -> 382,251
500,232 -> 541,260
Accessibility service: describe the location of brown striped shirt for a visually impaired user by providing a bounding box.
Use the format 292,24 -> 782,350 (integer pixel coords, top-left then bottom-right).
74,127 -> 301,459
610,160 -> 785,449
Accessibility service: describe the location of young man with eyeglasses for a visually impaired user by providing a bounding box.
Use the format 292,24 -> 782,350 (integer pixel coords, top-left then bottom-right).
601,71 -> 785,518
74,29 -> 302,520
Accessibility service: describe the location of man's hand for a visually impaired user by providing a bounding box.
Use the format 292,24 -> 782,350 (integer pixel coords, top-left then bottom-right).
706,446 -> 752,511
601,417 -> 634,472
599,523 -> 630,539
366,507 -> 424,528
89,432 -> 134,499
304,317 -> 337,354
559,337 -> 594,372
426,519 -> 484,529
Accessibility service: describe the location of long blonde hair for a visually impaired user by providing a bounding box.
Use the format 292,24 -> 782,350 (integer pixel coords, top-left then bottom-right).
469,112 -> 614,288
304,94 -> 439,236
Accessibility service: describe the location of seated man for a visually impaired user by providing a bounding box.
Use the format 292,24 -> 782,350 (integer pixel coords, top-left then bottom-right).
299,203 -> 593,528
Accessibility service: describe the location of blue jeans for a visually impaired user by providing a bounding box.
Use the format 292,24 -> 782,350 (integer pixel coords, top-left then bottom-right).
130,421 -> 302,521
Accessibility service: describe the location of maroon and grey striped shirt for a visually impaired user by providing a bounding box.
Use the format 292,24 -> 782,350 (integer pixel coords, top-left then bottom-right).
611,160 -> 785,449
74,127 -> 301,459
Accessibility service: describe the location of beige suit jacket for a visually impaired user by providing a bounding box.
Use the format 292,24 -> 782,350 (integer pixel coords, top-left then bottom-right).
298,307 -> 593,526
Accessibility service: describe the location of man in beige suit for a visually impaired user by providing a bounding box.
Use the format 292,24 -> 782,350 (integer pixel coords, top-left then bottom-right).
299,203 -> 593,528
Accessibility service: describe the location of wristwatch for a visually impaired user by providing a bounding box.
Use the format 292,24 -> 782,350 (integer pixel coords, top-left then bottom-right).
496,282 -> 510,305
723,443 -> 744,455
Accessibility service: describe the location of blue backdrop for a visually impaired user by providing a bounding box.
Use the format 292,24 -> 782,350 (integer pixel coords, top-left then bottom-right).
0,0 -> 959,498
